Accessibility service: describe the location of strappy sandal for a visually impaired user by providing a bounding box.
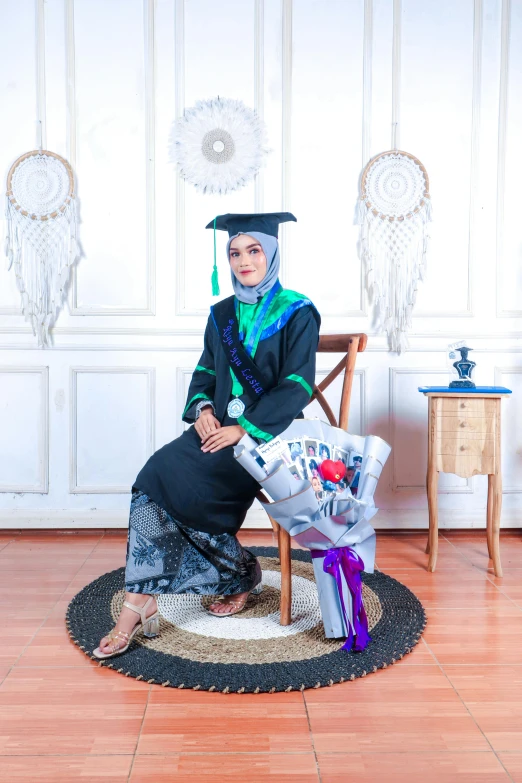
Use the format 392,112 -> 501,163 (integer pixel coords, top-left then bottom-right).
207,582 -> 263,617
93,595 -> 160,659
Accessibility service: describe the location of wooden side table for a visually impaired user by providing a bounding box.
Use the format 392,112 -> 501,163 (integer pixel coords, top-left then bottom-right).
419,388 -> 512,577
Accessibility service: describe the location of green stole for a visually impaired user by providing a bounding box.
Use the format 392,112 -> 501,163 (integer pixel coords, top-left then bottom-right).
229,282 -> 313,437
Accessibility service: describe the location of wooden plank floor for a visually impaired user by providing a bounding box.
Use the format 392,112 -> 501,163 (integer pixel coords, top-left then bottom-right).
0,528 -> 521,782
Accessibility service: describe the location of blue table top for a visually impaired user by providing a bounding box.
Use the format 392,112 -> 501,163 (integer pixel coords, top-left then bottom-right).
418,386 -> 512,394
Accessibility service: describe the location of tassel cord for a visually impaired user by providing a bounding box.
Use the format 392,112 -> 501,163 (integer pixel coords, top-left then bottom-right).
211,215 -> 220,296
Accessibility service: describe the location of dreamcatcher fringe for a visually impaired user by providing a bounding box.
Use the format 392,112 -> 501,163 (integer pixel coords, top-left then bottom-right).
4,198 -> 79,348
358,199 -> 432,354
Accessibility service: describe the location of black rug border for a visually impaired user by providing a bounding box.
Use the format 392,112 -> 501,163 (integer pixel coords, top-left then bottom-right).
66,546 -> 427,693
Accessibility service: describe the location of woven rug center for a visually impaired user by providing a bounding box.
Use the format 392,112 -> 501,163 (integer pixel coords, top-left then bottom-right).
110,556 -> 382,664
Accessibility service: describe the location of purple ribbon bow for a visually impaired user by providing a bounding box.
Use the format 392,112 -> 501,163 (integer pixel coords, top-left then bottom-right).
311,546 -> 371,652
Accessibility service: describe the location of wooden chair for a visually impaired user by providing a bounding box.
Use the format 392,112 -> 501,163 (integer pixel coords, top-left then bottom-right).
256,333 -> 368,625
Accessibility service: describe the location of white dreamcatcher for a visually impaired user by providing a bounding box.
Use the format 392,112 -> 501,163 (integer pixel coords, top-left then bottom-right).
170,96 -> 270,195
4,150 -> 80,347
358,150 -> 432,354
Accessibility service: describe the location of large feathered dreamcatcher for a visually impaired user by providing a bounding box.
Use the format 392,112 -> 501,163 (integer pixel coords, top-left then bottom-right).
358,150 -> 432,354
5,150 -> 80,347
170,96 -> 270,195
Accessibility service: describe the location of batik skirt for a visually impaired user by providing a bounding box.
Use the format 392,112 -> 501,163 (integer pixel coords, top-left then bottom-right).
124,489 -> 261,596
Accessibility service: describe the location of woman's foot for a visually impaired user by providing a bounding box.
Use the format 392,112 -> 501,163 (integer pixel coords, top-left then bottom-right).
208,591 -> 250,616
97,593 -> 158,655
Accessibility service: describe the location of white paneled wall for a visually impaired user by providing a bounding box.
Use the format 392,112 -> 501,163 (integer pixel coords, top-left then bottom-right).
0,0 -> 521,529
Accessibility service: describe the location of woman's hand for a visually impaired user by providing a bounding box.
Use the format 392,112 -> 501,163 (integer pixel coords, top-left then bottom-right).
201,425 -> 246,453
194,407 -> 221,441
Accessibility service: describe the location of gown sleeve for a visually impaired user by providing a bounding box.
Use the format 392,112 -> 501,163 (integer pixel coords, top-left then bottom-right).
182,315 -> 217,424
238,306 -> 319,441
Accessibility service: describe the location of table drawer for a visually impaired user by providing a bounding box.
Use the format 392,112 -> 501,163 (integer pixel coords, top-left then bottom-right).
436,416 -> 495,434
436,437 -> 495,457
438,398 -> 497,416
436,453 -> 495,476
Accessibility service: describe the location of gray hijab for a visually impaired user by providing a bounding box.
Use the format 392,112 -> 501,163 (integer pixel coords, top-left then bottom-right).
226,230 -> 280,304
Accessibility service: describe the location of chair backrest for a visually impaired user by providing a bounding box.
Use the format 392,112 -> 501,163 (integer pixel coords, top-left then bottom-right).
255,332 -> 368,506
311,333 -> 368,431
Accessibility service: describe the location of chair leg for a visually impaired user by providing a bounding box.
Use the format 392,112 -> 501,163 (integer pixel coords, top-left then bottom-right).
268,514 -> 280,536
267,514 -> 280,564
278,527 -> 292,626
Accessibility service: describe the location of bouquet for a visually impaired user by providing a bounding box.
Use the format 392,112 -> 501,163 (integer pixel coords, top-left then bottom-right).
234,419 -> 391,651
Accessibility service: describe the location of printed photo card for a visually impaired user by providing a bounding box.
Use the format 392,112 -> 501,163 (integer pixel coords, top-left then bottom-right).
333,446 -> 350,468
346,452 -> 363,496
287,439 -> 305,462
279,435 -> 362,500
304,439 -> 319,458
288,464 -> 304,482
317,442 -> 331,461
306,456 -> 320,480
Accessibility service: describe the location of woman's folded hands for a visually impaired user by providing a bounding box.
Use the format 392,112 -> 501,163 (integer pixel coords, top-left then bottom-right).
195,409 -> 245,453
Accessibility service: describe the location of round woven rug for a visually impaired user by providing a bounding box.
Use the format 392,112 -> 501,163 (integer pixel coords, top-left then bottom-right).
66,546 -> 426,693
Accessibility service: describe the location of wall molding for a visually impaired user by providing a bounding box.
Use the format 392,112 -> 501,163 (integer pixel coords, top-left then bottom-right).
173,0 -> 187,317
254,0 -> 265,212
391,0 -> 401,150
278,0 -> 292,293
3,333 -> 522,354
412,0 -> 482,318
173,363 -> 368,444
496,0 -> 516,316
362,0 -> 372,166
494,364 -> 521,492
69,366 -> 155,493
311,367 -> 367,436
0,366 -> 49,493
310,0 -> 367,318
67,0 -> 156,316
278,0 -> 369,317
4,326 -> 522,340
1,506 -> 520,530
175,366 -> 194,436
0,0 -> 43,318
36,0 -> 47,150
175,0 -> 265,316
389,367 -> 473,493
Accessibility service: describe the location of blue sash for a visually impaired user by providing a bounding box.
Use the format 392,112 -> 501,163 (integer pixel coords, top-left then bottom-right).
211,297 -> 272,404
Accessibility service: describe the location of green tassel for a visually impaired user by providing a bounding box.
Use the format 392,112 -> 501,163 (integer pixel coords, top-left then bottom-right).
211,217 -> 220,296
211,264 -> 220,296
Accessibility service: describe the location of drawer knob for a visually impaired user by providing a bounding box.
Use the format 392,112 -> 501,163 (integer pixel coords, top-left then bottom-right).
460,445 -> 466,451
460,402 -> 466,408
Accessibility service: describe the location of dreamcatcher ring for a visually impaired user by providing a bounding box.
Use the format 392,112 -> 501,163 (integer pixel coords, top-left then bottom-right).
6,149 -> 75,221
360,149 -> 430,221
4,148 -> 80,348
357,149 -> 432,354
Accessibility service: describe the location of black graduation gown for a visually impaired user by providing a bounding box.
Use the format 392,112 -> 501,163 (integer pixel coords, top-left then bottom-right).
132,297 -> 321,536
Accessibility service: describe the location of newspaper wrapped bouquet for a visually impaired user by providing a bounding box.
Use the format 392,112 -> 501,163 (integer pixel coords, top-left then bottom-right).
234,419 -> 391,652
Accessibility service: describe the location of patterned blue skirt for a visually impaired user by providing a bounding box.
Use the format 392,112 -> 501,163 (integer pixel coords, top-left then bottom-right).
124,489 -> 261,595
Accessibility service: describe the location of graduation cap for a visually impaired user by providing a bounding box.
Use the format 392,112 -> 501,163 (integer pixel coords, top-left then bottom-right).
206,211 -> 296,238
205,212 -> 297,295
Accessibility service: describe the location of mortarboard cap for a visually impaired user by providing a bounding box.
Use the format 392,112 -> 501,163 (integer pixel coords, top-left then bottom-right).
206,211 -> 297,239
205,212 -> 297,296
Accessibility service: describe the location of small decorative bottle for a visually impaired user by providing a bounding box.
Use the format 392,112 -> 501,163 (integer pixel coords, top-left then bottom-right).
449,346 -> 476,388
